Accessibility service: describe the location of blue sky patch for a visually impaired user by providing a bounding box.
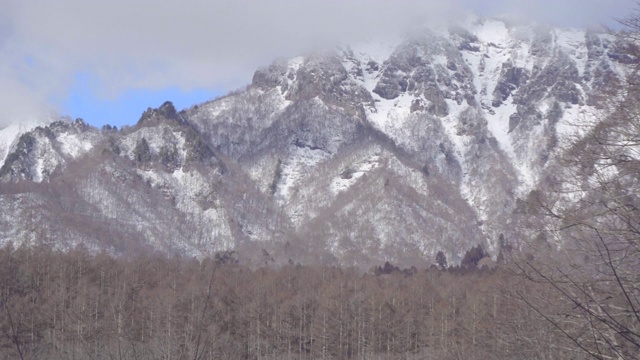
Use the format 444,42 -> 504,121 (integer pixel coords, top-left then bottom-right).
61,72 -> 219,128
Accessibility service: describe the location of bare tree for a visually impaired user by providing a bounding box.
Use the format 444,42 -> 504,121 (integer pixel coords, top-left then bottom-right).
514,9 -> 640,358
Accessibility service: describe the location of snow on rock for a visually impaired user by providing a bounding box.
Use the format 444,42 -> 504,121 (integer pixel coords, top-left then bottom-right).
555,28 -> 588,77
0,121 -> 47,167
29,136 -> 63,182
140,167 -> 234,249
330,152 -> 382,194
0,124 -> 26,166
57,132 -> 95,158
367,92 -> 415,132
276,145 -> 332,201
120,125 -> 187,163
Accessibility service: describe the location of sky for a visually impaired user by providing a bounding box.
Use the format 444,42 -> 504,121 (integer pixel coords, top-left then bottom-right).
0,0 -> 637,128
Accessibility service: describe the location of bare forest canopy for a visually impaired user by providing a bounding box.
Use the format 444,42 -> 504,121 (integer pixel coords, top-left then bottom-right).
0,244 -> 584,360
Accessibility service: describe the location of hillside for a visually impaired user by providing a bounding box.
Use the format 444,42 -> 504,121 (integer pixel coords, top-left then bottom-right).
0,15 -> 630,267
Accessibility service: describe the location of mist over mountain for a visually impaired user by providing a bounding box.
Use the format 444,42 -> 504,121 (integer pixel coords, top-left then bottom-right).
0,15 -> 631,268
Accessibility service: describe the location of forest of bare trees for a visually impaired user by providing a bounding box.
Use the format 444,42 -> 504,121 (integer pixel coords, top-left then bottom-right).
0,242 -> 593,360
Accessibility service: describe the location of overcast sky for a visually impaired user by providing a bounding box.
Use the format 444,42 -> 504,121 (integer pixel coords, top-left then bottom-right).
0,0 -> 636,128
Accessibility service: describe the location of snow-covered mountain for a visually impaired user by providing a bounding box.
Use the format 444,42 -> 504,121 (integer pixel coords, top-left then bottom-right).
0,116 -> 56,170
0,16 -> 630,267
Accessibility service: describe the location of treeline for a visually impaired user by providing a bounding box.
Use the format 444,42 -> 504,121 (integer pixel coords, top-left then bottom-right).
0,244 -> 576,359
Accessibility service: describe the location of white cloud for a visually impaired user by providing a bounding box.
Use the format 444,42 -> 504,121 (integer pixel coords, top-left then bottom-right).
0,0 -> 635,127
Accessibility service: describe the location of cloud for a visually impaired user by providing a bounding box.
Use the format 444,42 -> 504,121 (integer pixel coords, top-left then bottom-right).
0,0 -> 636,127
471,0 -> 636,28
8,1 -> 461,90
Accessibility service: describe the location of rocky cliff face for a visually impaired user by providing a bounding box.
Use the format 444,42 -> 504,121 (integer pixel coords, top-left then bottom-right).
0,16 -> 629,267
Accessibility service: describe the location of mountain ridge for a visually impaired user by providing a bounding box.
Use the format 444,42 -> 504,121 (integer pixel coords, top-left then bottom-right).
0,16 -> 630,268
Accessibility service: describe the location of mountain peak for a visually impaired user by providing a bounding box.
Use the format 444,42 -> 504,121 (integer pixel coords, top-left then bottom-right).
0,20 -> 631,267
137,100 -> 185,127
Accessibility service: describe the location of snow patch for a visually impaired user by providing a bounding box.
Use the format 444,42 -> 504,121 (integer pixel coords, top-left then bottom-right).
485,102 -> 517,160
287,56 -> 305,72
206,97 -> 233,119
556,104 -> 601,143
330,153 -> 381,194
471,18 -> 511,45
366,93 -> 414,131
0,121 -> 43,166
441,100 -> 471,156
57,132 -> 94,158
341,37 -> 401,97
554,28 -> 588,77
275,145 -> 331,202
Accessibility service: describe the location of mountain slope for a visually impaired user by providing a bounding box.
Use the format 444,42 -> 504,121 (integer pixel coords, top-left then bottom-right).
0,16 -> 630,267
